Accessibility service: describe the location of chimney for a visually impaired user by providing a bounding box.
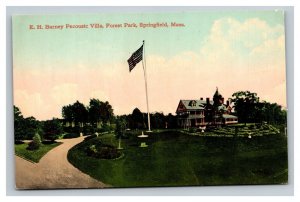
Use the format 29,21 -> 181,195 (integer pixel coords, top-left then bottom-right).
200,97 -> 203,101
206,97 -> 210,105
226,100 -> 229,106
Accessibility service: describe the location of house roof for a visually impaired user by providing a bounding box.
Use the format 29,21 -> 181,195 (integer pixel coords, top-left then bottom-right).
178,97 -> 234,112
179,100 -> 211,110
218,105 -> 227,111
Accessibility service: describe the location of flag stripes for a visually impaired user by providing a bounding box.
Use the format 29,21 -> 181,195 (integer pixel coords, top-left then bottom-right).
127,44 -> 143,72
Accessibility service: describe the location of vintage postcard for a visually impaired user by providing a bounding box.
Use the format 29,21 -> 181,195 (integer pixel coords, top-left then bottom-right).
13,11 -> 288,189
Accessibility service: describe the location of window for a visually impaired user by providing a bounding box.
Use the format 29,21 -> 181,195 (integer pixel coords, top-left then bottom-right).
189,100 -> 196,107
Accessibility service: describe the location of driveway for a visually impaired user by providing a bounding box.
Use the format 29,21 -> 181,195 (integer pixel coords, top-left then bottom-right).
15,136 -> 109,189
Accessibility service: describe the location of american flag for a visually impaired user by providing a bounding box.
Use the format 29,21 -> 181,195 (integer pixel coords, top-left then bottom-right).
127,44 -> 143,72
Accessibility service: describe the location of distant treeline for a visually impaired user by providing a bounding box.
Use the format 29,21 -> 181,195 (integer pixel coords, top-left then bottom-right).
14,91 -> 287,142
231,91 -> 286,125
117,108 -> 177,130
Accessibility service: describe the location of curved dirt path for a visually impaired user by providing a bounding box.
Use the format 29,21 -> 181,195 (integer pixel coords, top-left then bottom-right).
15,136 -> 109,189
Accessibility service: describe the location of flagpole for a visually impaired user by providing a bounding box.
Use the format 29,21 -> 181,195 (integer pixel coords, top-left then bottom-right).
142,40 -> 151,132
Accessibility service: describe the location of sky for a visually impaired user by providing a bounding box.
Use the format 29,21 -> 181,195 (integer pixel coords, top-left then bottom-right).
13,11 -> 286,120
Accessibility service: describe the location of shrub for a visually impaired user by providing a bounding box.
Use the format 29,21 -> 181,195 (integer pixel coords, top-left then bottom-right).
85,142 -> 121,159
27,133 -> 42,150
98,123 -> 113,133
81,125 -> 95,136
86,145 -> 97,156
63,133 -> 80,139
63,126 -> 74,133
42,119 -> 63,141
97,146 -> 121,159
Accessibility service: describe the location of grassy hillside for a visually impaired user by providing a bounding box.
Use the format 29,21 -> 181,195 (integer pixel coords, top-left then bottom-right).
68,129 -> 288,187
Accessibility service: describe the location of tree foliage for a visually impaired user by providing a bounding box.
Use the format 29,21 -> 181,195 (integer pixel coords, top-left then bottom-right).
124,108 -> 178,130
88,99 -> 102,126
27,133 -> 42,150
151,112 -> 166,129
73,101 -> 88,125
42,118 -> 63,141
99,101 -> 114,123
88,99 -> 114,126
14,106 -> 41,142
231,91 -> 260,124
115,116 -> 127,139
231,91 -> 286,124
14,106 -> 25,142
166,113 -> 178,129
62,99 -> 114,128
62,101 -> 88,126
62,104 -> 74,123
131,108 -> 144,129
254,101 -> 286,124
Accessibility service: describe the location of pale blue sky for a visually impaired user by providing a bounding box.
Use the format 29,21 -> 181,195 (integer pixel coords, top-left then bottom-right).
13,11 -> 284,70
13,11 -> 286,120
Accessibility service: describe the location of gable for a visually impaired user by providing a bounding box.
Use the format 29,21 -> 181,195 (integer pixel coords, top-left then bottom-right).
176,100 -> 186,113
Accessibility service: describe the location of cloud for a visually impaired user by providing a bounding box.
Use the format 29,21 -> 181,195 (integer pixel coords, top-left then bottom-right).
51,83 -> 79,106
13,17 -> 286,120
145,17 -> 286,113
200,17 -> 285,65
14,90 -> 51,120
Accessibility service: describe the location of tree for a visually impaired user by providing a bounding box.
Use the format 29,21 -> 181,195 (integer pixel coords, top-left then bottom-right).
62,104 -> 74,125
231,91 -> 287,125
151,112 -> 165,129
166,113 -> 178,129
231,91 -> 259,124
131,108 -> 144,129
23,116 -> 40,140
27,133 -> 42,150
88,99 -> 114,127
14,106 -> 25,142
115,117 -> 127,139
88,99 -> 102,127
62,101 -> 88,128
99,101 -> 114,123
42,118 -> 63,141
73,101 -> 88,127
255,101 -> 286,124
14,106 -> 40,142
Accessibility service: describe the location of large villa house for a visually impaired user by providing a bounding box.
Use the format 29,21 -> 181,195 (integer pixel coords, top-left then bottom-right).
176,88 -> 238,128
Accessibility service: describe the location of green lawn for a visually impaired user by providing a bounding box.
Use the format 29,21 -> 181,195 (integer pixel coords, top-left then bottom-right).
15,142 -> 62,163
68,130 -> 288,187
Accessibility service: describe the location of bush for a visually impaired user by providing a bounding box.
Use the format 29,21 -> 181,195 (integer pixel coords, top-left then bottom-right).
63,133 -> 80,139
83,125 -> 95,136
63,126 -> 75,133
97,146 -> 121,159
97,123 -> 113,133
43,119 -> 63,141
27,133 -> 41,150
63,126 -> 84,134
85,142 -> 121,159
